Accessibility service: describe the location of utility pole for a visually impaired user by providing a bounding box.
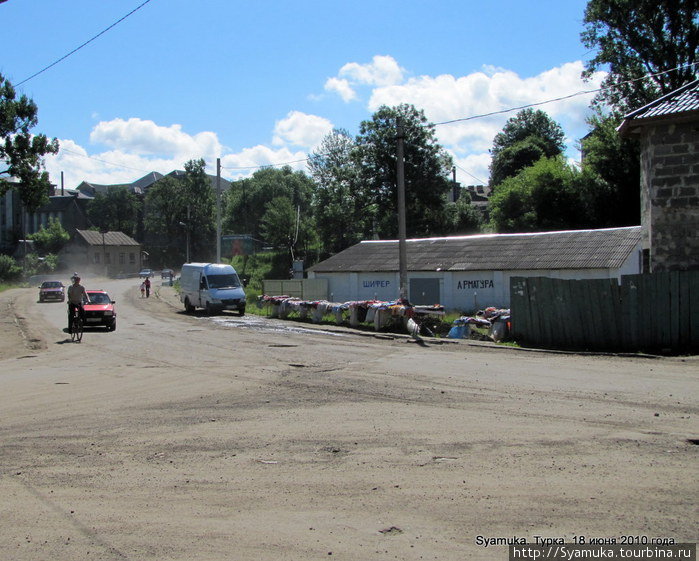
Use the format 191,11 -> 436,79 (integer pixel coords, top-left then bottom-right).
396,117 -> 408,300
216,157 -> 221,263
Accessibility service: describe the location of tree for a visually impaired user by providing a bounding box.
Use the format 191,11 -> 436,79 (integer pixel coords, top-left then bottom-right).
224,166 -> 315,246
581,0 -> 699,113
27,217 -> 70,254
87,187 -> 140,236
308,129 -> 369,255
448,191 -> 483,234
0,73 -> 59,212
144,159 -> 215,264
489,109 -> 565,186
581,110 -> 641,226
354,104 -> 454,239
488,156 -> 610,233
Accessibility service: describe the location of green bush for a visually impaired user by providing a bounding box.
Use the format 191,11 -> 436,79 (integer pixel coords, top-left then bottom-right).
0,255 -> 22,282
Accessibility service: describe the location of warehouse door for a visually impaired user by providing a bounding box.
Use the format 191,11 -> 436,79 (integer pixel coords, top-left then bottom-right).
409,278 -> 440,305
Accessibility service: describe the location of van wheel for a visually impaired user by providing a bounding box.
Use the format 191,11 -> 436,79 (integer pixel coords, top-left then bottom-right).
238,307 -> 245,317
184,298 -> 194,313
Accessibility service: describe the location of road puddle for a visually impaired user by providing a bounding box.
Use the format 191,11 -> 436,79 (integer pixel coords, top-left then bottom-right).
202,314 -> 347,337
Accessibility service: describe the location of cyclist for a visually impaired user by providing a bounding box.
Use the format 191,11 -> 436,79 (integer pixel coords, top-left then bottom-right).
67,275 -> 87,333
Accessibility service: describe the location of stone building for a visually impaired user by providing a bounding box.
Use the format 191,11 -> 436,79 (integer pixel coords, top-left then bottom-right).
619,79 -> 699,271
59,229 -> 142,277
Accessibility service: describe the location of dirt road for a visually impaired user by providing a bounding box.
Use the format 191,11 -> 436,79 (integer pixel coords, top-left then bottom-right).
1,277 -> 697,560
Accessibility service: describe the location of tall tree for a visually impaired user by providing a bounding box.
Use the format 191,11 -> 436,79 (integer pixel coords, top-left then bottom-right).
354,104 -> 454,239
581,110 -> 641,226
308,129 -> 368,255
87,187 -> 140,236
581,0 -> 699,113
0,73 -> 59,211
224,166 -> 316,261
489,108 -> 565,186
144,159 -> 215,264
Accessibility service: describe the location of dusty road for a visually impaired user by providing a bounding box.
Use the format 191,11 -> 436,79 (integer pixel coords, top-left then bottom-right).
1,277 -> 697,560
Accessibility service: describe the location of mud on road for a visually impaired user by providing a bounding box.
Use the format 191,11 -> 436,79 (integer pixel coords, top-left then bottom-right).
1,278 -> 697,560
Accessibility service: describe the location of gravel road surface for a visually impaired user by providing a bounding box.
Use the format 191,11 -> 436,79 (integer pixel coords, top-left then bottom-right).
1,276 -> 697,560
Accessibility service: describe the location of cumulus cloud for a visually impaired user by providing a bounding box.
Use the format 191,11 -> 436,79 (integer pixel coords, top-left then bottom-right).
272,111 -> 334,148
324,77 -> 357,102
90,118 -> 222,162
45,58 -> 608,190
364,61 -> 606,182
324,55 -> 406,103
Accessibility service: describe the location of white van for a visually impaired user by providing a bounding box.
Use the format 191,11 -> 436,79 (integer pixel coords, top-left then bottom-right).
179,263 -> 246,315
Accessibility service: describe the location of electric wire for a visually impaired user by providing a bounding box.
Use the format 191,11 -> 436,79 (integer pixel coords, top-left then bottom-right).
54,61 -> 699,183
16,0 -> 154,87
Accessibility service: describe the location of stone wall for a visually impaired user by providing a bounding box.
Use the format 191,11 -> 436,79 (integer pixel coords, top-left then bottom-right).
640,119 -> 699,271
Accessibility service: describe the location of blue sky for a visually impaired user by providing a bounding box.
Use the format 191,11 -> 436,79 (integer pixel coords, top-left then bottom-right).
2,0 -> 605,189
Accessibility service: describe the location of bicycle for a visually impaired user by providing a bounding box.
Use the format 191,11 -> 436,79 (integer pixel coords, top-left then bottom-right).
70,305 -> 84,343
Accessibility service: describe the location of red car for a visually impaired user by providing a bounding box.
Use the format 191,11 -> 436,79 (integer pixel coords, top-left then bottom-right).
83,289 -> 117,331
38,280 -> 65,302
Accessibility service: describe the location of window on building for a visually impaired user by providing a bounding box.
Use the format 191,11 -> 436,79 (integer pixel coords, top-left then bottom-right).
105,252 -> 111,264
119,253 -> 125,265
94,253 -> 101,264
129,252 -> 136,264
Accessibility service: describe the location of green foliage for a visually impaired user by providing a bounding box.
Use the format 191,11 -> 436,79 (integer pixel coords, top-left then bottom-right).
448,191 -> 484,234
0,254 -> 22,281
23,253 -> 58,276
488,157 -> 611,232
490,109 -> 565,186
308,129 -> 368,255
224,166 -> 316,268
581,110 -> 641,226
0,73 -> 59,212
27,217 -> 70,254
354,104 -> 454,238
144,159 -> 215,264
581,0 -> 699,113
87,187 -> 140,236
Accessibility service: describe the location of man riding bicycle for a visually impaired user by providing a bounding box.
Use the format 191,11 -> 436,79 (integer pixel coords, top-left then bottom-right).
67,275 -> 87,333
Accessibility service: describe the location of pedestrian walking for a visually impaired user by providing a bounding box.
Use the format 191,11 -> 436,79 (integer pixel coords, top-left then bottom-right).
145,277 -> 151,298
140,281 -> 146,298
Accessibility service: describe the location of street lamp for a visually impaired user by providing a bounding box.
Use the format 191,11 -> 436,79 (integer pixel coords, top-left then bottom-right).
178,221 -> 190,263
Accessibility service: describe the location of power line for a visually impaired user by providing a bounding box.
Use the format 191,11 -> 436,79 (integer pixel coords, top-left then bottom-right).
16,0 -> 154,87
59,147 -> 153,174
55,61 -> 699,183
221,157 -> 310,171
435,61 -> 699,127
455,164 -> 486,185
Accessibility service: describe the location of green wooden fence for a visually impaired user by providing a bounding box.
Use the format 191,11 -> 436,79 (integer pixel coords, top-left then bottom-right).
510,272 -> 699,353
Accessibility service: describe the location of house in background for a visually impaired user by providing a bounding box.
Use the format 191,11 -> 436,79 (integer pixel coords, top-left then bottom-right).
619,79 -> 699,272
59,229 -> 142,277
1,177 -> 91,255
307,226 -> 642,311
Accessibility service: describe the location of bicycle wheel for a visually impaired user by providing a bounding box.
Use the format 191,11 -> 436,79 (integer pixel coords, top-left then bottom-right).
72,316 -> 83,342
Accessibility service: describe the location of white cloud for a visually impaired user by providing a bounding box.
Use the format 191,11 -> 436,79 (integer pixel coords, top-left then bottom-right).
324,55 -> 406,103
324,77 -> 356,102
272,111 -> 334,148
364,61 -> 606,183
90,118 -> 222,162
44,59 -> 608,191
338,55 -> 405,87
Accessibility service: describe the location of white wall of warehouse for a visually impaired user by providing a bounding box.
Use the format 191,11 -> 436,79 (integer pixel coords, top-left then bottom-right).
308,246 -> 641,312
